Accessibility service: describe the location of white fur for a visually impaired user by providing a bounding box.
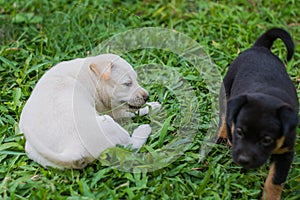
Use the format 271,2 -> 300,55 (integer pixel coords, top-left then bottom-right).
19,54 -> 160,169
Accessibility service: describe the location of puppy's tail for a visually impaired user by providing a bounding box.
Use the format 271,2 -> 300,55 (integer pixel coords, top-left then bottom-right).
253,28 -> 294,61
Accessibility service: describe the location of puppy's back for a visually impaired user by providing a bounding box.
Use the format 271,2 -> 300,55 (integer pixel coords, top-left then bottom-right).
224,28 -> 297,107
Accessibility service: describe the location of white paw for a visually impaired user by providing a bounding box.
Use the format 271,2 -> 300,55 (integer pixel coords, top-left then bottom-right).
132,124 -> 152,138
137,102 -> 161,116
131,124 -> 152,150
147,102 -> 161,111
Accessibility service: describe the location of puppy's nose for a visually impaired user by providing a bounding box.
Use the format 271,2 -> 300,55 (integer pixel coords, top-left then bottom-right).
237,155 -> 251,166
143,93 -> 149,102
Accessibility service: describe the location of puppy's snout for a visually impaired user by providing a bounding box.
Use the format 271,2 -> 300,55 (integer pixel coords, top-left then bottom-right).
143,93 -> 149,102
237,154 -> 251,166
140,89 -> 149,102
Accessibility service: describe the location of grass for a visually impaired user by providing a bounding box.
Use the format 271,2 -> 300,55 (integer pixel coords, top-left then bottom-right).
1,0 -> 300,199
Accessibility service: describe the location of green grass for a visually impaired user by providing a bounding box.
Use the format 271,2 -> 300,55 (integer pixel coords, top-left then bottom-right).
1,0 -> 300,199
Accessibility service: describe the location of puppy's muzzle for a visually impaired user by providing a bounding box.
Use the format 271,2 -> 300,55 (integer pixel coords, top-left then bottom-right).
142,93 -> 149,102
236,154 -> 252,167
233,151 -> 266,169
130,93 -> 149,108
122,89 -> 149,110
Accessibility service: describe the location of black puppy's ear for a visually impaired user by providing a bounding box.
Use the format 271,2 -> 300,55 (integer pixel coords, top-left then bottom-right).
226,95 -> 247,141
226,95 -> 248,125
277,105 -> 298,136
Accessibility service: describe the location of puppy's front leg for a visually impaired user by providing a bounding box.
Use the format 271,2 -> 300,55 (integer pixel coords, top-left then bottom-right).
263,151 -> 294,200
130,124 -> 152,150
111,110 -> 135,119
136,102 -> 161,116
116,102 -> 161,119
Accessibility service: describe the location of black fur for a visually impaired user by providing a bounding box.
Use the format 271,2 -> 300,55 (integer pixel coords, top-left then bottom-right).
220,28 -> 298,189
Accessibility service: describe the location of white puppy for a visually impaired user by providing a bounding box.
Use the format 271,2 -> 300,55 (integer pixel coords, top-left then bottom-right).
19,54 -> 160,169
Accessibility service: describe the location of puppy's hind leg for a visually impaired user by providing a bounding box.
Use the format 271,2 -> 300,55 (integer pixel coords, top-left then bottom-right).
72,158 -> 89,169
217,84 -> 231,146
130,124 -> 152,150
25,141 -> 63,169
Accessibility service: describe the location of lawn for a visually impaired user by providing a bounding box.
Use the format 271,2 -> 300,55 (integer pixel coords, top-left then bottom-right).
0,0 -> 300,199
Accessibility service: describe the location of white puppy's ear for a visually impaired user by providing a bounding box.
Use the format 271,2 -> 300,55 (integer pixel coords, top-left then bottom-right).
89,62 -> 113,81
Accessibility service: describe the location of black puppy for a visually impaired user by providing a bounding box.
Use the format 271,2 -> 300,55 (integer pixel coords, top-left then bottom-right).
218,28 -> 299,200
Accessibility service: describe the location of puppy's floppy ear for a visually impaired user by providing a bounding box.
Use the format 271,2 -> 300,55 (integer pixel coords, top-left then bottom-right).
226,95 -> 247,141
277,105 -> 298,136
89,61 -> 113,81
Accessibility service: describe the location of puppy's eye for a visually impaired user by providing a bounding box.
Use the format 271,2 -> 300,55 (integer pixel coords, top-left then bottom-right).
261,136 -> 274,146
123,81 -> 132,87
235,128 -> 244,137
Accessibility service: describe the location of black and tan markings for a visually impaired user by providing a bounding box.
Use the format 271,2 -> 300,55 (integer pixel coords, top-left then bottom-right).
216,28 -> 298,200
